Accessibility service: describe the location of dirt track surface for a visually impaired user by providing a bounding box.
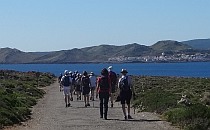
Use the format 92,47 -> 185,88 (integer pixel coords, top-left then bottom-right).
5,81 -> 179,130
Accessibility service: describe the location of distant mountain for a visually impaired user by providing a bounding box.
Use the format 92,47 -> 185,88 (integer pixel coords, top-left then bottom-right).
0,40 -> 209,64
0,44 -> 152,63
151,40 -> 192,52
182,39 -> 210,50
0,48 -> 42,63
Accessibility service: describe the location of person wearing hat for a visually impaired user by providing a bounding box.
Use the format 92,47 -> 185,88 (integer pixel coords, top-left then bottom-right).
118,69 -> 133,120
82,71 -> 91,107
61,70 -> 72,107
108,66 -> 117,107
89,72 -> 97,101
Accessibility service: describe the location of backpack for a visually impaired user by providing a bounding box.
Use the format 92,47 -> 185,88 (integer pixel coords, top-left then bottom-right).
109,71 -> 117,85
99,76 -> 109,92
82,76 -> 90,87
120,76 -> 130,91
62,76 -> 71,86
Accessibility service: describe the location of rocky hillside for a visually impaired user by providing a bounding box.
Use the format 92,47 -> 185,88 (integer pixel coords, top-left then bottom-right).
0,39 -> 209,63
182,39 -> 210,50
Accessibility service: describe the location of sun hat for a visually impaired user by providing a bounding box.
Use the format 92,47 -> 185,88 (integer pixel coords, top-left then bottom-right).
108,66 -> 112,71
121,69 -> 128,74
64,70 -> 68,75
90,72 -> 94,76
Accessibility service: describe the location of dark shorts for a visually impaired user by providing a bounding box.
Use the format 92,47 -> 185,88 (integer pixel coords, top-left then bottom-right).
82,86 -> 90,95
90,87 -> 96,91
120,89 -> 132,104
75,85 -> 81,92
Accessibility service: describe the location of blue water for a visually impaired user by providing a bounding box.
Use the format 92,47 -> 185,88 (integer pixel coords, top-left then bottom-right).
0,62 -> 210,78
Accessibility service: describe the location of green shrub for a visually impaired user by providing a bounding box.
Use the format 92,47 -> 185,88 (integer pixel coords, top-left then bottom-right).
0,70 -> 55,128
164,103 -> 210,130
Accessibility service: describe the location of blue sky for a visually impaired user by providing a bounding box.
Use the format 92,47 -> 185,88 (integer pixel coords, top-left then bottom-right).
0,0 -> 210,52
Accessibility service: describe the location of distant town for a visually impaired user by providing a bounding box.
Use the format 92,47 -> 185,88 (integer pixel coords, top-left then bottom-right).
108,52 -> 210,63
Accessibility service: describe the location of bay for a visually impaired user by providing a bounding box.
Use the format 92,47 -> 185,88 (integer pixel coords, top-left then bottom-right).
0,62 -> 210,78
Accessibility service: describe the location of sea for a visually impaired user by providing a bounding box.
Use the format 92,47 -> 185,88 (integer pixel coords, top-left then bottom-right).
0,62 -> 210,78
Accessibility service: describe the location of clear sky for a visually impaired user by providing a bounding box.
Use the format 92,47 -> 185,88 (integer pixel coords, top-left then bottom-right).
0,0 -> 210,52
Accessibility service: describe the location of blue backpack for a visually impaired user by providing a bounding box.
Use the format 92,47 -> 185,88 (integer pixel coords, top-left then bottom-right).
62,76 -> 71,86
120,76 -> 130,91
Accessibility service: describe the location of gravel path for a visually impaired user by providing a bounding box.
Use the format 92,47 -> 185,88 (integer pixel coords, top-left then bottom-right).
5,81 -> 179,130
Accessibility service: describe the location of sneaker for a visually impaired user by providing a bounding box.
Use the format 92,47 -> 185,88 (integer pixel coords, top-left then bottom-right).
87,103 -> 90,106
111,103 -> 113,108
67,103 -> 71,107
85,104 -> 87,107
66,104 -> 68,107
128,115 -> 133,119
70,97 -> 73,101
124,116 -> 127,120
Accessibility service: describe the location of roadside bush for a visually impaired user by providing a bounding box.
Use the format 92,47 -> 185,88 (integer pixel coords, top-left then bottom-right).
164,103 -> 210,130
134,88 -> 178,114
0,70 -> 55,128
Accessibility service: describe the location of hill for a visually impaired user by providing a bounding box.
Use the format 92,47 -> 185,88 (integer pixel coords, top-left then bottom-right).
182,39 -> 210,50
0,44 -> 152,63
151,40 -> 192,52
0,48 -> 43,63
0,40 -> 209,63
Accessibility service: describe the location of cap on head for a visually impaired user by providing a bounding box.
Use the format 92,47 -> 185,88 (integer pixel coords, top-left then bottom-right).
64,70 -> 68,75
90,72 -> 94,76
83,71 -> 88,76
108,66 -> 112,71
121,69 -> 128,74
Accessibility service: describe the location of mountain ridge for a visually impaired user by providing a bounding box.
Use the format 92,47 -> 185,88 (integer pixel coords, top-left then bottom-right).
1,39 -> 210,63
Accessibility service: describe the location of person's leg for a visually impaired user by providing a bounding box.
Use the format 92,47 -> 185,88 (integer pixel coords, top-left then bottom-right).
104,93 -> 109,119
120,91 -> 127,119
99,93 -> 104,118
87,94 -> 90,106
84,95 -> 87,107
91,88 -> 95,101
127,90 -> 133,119
122,104 -> 127,119
64,95 -> 67,107
70,87 -> 73,101
110,93 -> 114,107
67,95 -> 71,107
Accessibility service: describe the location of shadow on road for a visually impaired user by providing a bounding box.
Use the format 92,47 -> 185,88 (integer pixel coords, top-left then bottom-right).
106,118 -> 163,122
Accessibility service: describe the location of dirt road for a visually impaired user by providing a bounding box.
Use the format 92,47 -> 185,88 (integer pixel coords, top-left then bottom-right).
6,81 -> 179,130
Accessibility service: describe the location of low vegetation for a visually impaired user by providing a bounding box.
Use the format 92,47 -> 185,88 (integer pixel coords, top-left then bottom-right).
132,76 -> 210,130
0,70 -> 55,129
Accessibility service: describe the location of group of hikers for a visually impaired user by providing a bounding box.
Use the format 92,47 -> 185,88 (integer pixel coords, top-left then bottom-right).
58,66 -> 134,120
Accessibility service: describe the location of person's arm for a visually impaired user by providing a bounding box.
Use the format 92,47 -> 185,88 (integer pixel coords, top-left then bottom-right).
96,77 -> 100,98
118,77 -> 121,89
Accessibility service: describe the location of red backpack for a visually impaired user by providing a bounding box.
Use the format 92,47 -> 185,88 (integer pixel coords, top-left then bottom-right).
109,71 -> 117,85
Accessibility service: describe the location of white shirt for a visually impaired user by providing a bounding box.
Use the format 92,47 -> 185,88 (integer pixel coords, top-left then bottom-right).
89,75 -> 96,87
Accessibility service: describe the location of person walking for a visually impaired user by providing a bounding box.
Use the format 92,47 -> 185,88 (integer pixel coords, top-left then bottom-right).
108,66 -> 117,107
82,71 -> 91,107
89,72 -> 97,101
58,73 -> 63,92
118,69 -> 133,120
96,68 -> 110,120
61,70 -> 72,107
75,73 -> 82,100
